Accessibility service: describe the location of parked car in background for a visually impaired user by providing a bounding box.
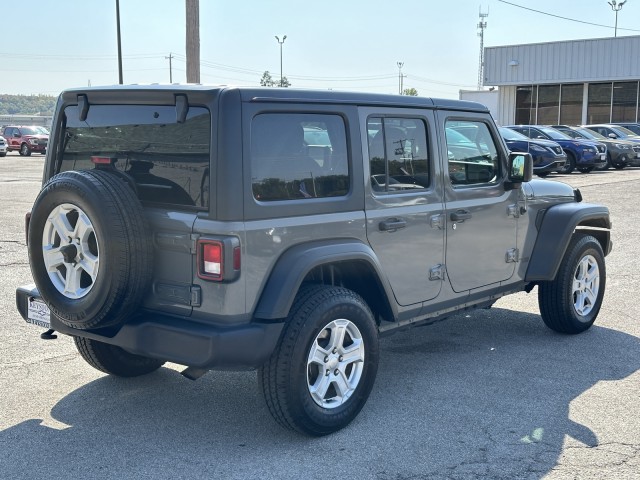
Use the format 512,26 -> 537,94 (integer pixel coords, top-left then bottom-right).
551,125 -> 640,170
1,126 -> 49,156
584,124 -> 640,145
498,127 -> 566,177
505,125 -> 607,174
611,122 -> 640,136
0,135 -> 7,156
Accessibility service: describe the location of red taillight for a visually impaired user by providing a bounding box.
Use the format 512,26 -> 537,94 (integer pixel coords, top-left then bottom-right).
91,156 -> 117,165
197,238 -> 241,282
198,240 -> 223,281
233,246 -> 241,270
25,211 -> 31,245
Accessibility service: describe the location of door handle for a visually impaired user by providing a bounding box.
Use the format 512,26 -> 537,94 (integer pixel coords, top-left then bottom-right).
450,210 -> 472,222
379,218 -> 407,231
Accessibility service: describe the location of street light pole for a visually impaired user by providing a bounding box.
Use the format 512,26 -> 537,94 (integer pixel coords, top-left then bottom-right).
116,0 -> 123,84
397,62 -> 404,95
608,0 -> 627,37
165,53 -> 174,83
275,35 -> 287,87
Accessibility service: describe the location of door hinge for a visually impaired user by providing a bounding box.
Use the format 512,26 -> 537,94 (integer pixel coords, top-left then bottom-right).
429,264 -> 445,281
430,214 -> 445,229
505,248 -> 519,263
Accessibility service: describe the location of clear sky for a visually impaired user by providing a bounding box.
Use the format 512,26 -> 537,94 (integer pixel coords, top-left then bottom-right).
1,0 -> 638,99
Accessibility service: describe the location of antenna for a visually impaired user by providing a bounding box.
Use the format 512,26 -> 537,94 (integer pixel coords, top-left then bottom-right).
477,6 -> 489,90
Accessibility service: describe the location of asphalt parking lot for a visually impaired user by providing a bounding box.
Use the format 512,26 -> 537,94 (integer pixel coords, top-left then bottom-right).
1,151 -> 638,479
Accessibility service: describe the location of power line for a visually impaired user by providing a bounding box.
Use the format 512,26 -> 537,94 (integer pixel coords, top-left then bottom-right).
497,0 -> 640,32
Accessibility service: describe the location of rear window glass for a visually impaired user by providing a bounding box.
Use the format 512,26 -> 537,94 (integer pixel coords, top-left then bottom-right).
251,113 -> 349,201
59,105 -> 211,209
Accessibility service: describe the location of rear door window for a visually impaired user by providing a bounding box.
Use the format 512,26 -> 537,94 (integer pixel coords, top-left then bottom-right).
367,117 -> 430,193
59,105 -> 211,209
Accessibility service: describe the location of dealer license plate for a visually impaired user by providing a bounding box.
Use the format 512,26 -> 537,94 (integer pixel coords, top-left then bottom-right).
27,298 -> 51,329
600,154 -> 606,160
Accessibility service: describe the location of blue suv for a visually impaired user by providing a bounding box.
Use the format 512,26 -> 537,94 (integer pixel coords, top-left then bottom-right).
505,125 -> 607,174
498,127 -> 566,177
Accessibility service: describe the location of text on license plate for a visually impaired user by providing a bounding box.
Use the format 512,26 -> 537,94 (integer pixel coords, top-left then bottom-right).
27,298 -> 51,329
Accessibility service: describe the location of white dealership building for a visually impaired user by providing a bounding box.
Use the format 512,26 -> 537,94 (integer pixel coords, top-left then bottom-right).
463,35 -> 640,126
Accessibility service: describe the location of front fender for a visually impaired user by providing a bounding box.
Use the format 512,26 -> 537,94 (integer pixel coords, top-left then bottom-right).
525,202 -> 611,282
253,239 -> 395,320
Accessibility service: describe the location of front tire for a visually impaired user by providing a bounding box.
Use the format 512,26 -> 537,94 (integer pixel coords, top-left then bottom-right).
20,143 -> 31,156
74,337 -> 164,377
538,234 -> 606,334
259,285 -> 379,436
560,151 -> 575,174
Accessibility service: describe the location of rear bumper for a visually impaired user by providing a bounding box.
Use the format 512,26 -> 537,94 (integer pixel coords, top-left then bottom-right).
16,285 -> 284,370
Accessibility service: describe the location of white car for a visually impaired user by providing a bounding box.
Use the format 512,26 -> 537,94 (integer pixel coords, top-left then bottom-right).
0,135 -> 8,156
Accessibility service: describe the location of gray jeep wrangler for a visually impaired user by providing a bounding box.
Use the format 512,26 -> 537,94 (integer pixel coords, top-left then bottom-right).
16,86 -> 611,436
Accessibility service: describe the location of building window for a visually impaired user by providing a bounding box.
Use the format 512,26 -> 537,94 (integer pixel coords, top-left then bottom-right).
587,83 -> 612,124
612,81 -> 638,122
537,85 -> 560,125
560,84 -> 583,125
515,86 -> 536,124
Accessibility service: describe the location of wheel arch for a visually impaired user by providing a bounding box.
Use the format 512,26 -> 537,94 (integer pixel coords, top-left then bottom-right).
253,239 -> 396,324
525,202 -> 611,282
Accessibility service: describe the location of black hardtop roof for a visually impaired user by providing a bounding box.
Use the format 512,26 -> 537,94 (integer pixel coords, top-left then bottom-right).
60,84 -> 489,113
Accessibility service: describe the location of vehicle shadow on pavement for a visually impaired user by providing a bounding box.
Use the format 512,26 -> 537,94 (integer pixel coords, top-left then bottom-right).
1,307 -> 638,479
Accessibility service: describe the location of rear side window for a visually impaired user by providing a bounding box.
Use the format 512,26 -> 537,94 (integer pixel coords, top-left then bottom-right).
367,117 -> 430,193
251,113 -> 349,201
59,105 -> 211,209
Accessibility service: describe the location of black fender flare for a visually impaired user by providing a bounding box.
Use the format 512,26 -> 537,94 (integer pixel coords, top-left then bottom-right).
253,239 -> 396,321
525,202 -> 611,282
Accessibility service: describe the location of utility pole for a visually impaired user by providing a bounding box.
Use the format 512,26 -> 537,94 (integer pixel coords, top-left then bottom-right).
608,0 -> 627,37
477,6 -> 489,90
275,35 -> 287,87
185,0 -> 200,83
165,53 -> 174,83
115,0 -> 123,84
397,62 -> 404,95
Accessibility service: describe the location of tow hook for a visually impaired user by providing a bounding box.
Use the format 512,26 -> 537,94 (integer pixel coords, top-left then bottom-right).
40,329 -> 57,340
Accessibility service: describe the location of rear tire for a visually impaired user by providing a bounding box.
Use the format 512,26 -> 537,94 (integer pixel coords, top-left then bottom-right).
259,285 -> 379,436
538,234 -> 606,334
74,337 -> 164,377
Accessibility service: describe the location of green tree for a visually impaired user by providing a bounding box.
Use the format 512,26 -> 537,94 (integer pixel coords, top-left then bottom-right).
276,76 -> 291,88
403,87 -> 418,96
0,94 -> 57,115
260,71 -> 275,86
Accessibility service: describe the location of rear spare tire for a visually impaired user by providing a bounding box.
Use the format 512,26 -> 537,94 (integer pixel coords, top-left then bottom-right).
28,169 -> 152,330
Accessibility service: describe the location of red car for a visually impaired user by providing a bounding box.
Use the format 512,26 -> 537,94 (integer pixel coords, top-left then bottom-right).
2,125 -> 49,156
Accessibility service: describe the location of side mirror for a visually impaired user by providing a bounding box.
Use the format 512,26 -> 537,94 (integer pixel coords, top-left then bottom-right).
608,133 -> 617,139
506,152 -> 533,189
13,132 -> 20,138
